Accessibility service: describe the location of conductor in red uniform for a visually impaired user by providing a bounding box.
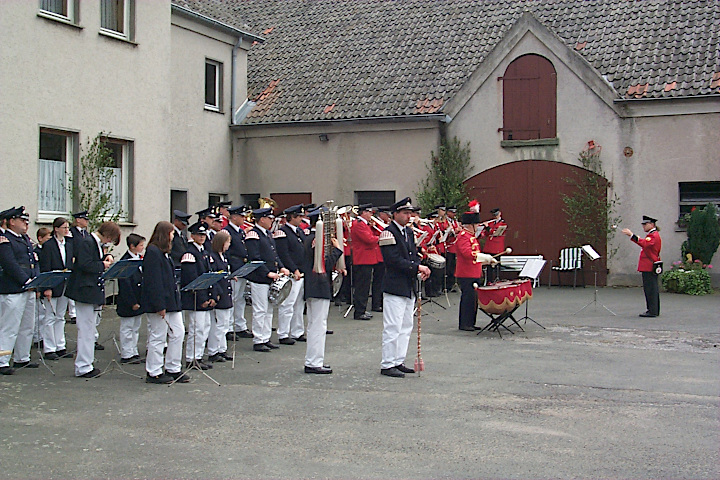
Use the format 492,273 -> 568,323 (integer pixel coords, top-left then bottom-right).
622,215 -> 662,317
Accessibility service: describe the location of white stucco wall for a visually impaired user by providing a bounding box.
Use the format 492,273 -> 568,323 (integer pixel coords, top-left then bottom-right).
233,121 -> 441,206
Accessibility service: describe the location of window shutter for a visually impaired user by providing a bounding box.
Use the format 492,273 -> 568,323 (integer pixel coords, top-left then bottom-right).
502,55 -> 557,141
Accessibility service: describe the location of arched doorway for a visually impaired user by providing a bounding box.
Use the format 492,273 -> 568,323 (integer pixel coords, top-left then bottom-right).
464,160 -> 608,285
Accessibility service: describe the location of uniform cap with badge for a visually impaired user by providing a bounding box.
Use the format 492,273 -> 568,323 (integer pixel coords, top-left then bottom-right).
283,204 -> 305,216
227,205 -> 247,217
5,206 -> 29,221
641,215 -> 657,224
173,210 -> 192,226
252,207 -> 274,219
188,221 -> 209,235
390,197 -> 415,213
72,210 -> 89,220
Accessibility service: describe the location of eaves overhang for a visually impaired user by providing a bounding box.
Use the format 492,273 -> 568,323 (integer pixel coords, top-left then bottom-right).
171,4 -> 264,43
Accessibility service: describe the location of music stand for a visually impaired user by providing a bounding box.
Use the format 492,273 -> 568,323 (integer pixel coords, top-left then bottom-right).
573,245 -> 616,316
517,259 -> 546,329
24,271 -> 72,375
177,272 -> 227,386
96,260 -> 144,378
226,262 -> 264,369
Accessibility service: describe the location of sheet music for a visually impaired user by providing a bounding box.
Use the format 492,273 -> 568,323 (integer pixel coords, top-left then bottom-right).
519,258 -> 546,280
582,244 -> 601,261
492,225 -> 507,237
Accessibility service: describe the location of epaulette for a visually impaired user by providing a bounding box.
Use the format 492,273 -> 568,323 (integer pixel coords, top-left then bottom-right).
0,235 -> 8,244
66,231 -> 73,238
245,230 -> 259,240
378,230 -> 396,246
303,228 -> 310,236
273,230 -> 286,238
181,252 -> 196,263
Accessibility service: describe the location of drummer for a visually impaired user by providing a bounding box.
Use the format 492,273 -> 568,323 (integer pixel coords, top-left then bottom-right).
455,206 -> 496,331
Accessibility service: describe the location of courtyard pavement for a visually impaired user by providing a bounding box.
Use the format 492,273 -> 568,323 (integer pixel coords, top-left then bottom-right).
1,285 -> 718,479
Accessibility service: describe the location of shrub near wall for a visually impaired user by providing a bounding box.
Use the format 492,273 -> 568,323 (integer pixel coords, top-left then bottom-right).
662,257 -> 713,295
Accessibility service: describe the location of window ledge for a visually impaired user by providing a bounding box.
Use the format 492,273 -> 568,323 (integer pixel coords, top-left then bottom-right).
117,221 -> 137,228
99,29 -> 138,46
204,106 -> 225,114
501,138 -> 560,148
37,11 -> 82,29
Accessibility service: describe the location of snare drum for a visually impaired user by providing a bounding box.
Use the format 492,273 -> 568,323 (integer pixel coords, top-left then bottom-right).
268,275 -> 292,305
426,253 -> 446,270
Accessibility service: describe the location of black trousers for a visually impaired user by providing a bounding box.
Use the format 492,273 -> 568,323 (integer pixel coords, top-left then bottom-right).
371,262 -> 385,310
353,264 -> 373,316
458,277 -> 481,329
642,271 -> 660,316
338,255 -> 353,303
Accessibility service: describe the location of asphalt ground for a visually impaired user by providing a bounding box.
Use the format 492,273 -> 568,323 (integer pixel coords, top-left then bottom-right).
1,285 -> 718,479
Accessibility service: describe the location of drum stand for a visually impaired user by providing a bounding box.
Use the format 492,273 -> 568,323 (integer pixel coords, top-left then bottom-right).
574,268 -> 616,316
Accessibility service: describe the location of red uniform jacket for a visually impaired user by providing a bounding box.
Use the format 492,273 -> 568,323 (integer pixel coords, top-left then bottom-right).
342,223 -> 351,257
482,219 -> 507,254
631,229 -> 661,272
454,230 -> 484,278
351,218 -> 381,265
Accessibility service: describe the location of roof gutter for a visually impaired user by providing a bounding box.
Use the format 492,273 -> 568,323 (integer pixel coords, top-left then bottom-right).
171,4 -> 264,43
614,94 -> 720,103
231,114 -> 448,130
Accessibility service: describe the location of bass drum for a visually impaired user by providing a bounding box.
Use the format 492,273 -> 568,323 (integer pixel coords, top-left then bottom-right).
268,275 -> 292,305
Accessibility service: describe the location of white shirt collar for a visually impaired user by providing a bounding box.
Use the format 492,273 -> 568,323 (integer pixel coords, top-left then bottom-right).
256,225 -> 268,235
190,240 -> 204,251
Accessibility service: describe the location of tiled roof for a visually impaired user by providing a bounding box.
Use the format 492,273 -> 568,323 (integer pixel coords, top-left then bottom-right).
172,0 -> 720,125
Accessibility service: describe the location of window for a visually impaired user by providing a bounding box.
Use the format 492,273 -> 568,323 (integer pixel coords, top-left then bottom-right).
170,190 -> 188,221
100,0 -> 133,40
205,59 -> 223,111
39,0 -> 76,23
208,193 -> 228,208
501,54 -> 557,141
38,129 -> 76,217
354,191 -> 396,208
679,182 -> 720,219
101,137 -> 133,220
241,194 -> 260,210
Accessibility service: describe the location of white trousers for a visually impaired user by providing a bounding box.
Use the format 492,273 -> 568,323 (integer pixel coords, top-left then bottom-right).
231,278 -> 249,332
68,298 -> 76,318
146,311 -> 185,376
305,298 -> 330,368
208,307 -> 232,355
119,314 -> 143,359
74,302 -> 100,376
41,296 -> 68,353
381,293 -> 415,369
185,310 -> 211,361
250,282 -> 273,344
278,277 -> 305,339
0,292 -> 35,367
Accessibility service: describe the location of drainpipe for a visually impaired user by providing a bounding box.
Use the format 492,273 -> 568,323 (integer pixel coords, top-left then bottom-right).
231,35 -> 242,125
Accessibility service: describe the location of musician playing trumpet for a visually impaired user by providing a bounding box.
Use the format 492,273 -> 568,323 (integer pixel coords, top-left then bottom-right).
480,207 -> 507,282
456,206 -> 498,331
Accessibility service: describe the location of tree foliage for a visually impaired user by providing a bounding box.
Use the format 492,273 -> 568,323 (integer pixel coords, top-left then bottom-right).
70,132 -> 123,230
561,142 -> 620,257
682,203 -> 720,265
416,137 -> 471,214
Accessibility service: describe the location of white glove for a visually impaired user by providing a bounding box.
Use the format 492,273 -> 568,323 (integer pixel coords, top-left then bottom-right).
475,253 -> 498,265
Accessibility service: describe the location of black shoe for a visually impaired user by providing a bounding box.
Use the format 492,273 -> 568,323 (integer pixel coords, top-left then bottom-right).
165,370 -> 190,383
279,337 -> 296,345
120,356 -> 142,364
293,335 -> 307,342
56,349 -> 71,358
208,353 -> 226,363
334,300 -> 342,306
371,307 -> 383,312
395,364 -> 415,374
44,352 -> 60,360
639,312 -> 658,317
146,372 -> 173,384
13,361 -> 39,369
0,366 -> 15,375
235,330 -> 254,338
459,326 -> 475,331
220,352 -> 233,361
225,332 -> 237,341
305,366 -> 333,374
354,313 -> 372,320
79,368 -> 102,378
68,317 -> 76,324
264,342 -> 279,349
253,344 -> 271,352
271,327 -> 277,332
186,360 -> 211,370
380,367 -> 405,378
326,330 -> 334,335
94,342 -> 105,351
133,355 -> 145,363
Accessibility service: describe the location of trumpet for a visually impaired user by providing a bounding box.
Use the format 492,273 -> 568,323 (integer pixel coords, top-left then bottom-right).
369,215 -> 388,234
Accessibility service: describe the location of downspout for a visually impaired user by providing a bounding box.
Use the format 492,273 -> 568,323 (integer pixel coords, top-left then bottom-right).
231,35 -> 243,125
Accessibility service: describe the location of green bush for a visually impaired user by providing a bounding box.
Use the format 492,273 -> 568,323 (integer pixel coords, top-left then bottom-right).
682,203 -> 720,265
661,266 -> 712,295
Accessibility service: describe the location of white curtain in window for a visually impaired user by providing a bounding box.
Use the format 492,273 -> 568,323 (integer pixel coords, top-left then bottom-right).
38,159 -> 66,212
40,0 -> 65,15
102,167 -> 122,214
101,0 -> 121,31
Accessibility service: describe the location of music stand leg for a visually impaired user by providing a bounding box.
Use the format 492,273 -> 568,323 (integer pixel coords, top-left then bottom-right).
33,297 -> 55,376
573,271 -> 617,316
518,299 -> 545,329
97,332 -> 142,379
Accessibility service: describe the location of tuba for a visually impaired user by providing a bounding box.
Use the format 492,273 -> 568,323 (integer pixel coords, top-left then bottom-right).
313,202 -> 347,295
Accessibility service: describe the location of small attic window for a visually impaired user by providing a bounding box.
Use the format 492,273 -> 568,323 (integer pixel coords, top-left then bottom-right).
500,54 -> 557,141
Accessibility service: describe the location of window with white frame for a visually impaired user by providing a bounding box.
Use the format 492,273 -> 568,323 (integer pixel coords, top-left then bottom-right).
39,0 -> 76,23
101,138 -> 132,220
205,59 -> 223,111
100,0 -> 133,40
38,129 -> 76,216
